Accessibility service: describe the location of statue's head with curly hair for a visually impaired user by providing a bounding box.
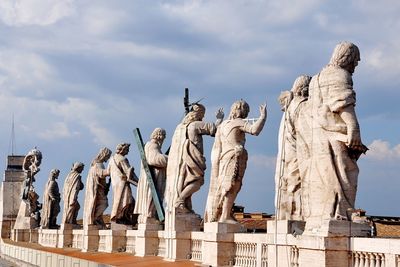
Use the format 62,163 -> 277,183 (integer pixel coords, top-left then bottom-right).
229,99 -> 250,119
329,41 -> 360,74
182,103 -> 206,124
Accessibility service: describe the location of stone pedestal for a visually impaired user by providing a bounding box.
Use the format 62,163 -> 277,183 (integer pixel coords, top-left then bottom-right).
202,222 -> 245,267
135,222 -> 163,256
57,224 -> 77,248
82,225 -> 99,252
304,219 -> 371,237
267,219 -> 371,267
98,229 -> 127,252
164,212 -> 202,261
13,201 -> 39,230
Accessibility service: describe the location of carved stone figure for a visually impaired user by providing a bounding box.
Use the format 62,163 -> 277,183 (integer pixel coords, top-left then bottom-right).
275,75 -> 311,220
21,148 -> 43,224
83,148 -> 111,229
134,128 -> 168,223
205,100 -> 266,223
166,104 -> 224,214
61,162 -> 85,225
41,169 -> 61,229
305,42 -> 367,222
109,143 -> 138,225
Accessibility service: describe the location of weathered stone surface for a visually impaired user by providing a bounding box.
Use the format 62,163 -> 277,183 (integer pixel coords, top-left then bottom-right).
205,100 -> 266,224
83,147 -> 111,229
61,162 -> 84,225
134,128 -> 168,224
109,143 -> 138,225
41,169 -> 61,229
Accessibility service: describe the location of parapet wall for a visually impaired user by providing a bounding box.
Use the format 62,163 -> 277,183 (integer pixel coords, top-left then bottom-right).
4,227 -> 400,267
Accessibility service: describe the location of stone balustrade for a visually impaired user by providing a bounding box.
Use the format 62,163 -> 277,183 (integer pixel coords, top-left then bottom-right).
5,228 -> 400,267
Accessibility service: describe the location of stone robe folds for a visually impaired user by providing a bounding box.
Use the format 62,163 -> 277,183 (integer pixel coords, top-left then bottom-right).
275,96 -> 309,220
109,154 -> 135,222
62,171 -> 84,224
134,140 -> 168,222
166,121 -> 217,212
41,180 -> 60,228
307,65 -> 358,221
205,117 -> 265,222
83,163 -> 108,226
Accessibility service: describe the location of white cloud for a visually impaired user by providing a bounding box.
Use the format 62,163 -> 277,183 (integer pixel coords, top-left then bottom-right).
248,154 -> 277,169
0,0 -> 75,26
0,50 -> 54,94
38,122 -> 79,140
366,139 -> 400,161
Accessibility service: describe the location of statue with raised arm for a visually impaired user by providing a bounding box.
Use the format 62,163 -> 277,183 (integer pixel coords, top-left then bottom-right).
83,148 -> 111,229
41,169 -> 61,229
109,143 -> 138,225
61,162 -> 85,225
305,41 -> 367,222
205,100 -> 266,223
166,104 -> 224,214
275,75 -> 311,220
21,148 -> 43,224
134,128 -> 168,223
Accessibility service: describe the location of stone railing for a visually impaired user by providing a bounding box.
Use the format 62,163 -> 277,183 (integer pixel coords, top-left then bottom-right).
190,231 -> 203,262
7,226 -> 400,267
233,233 -> 268,267
38,229 -> 58,248
351,237 -> 400,267
71,229 -> 83,250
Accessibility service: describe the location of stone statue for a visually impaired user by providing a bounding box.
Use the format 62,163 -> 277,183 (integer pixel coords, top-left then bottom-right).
166,104 -> 224,214
205,100 -> 266,223
275,75 -> 311,220
21,148 -> 43,224
109,143 -> 138,225
134,128 -> 168,224
83,147 -> 111,229
61,162 -> 85,225
305,41 -> 367,222
41,169 -> 61,229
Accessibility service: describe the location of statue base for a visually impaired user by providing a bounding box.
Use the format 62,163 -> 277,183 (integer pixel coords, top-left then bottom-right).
267,220 -> 306,235
304,219 -> 371,237
202,222 -> 246,266
13,201 -> 39,230
57,223 -> 80,248
135,221 -> 163,256
98,229 -> 127,253
82,225 -> 99,252
173,212 -> 202,232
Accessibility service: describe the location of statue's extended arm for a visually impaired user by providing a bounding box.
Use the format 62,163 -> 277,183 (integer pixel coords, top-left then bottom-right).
243,104 -> 267,136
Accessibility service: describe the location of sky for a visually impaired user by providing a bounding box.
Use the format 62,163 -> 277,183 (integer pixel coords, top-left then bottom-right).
0,0 -> 399,221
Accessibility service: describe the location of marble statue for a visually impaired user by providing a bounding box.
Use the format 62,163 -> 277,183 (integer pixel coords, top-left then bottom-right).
83,147 -> 111,229
166,104 -> 224,214
41,169 -> 61,229
21,148 -> 43,224
275,75 -> 311,220
109,143 -> 138,225
205,100 -> 266,223
134,128 -> 168,223
61,162 -> 85,225
305,41 -> 367,221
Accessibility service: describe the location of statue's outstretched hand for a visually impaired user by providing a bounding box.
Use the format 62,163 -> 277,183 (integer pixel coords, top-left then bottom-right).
215,108 -> 224,120
259,103 -> 267,118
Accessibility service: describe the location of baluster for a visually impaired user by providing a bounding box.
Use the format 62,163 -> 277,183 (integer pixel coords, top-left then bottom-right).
353,252 -> 360,267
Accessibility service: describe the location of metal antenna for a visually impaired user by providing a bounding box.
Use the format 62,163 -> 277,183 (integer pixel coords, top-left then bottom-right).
8,114 -> 16,155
